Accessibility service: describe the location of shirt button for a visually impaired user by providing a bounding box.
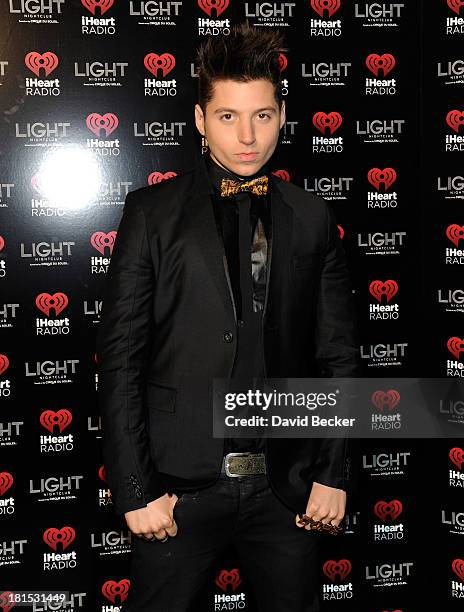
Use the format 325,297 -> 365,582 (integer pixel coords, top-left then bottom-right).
223,331 -> 233,343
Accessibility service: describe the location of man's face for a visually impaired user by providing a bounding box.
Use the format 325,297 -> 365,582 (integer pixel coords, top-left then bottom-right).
194,78 -> 285,176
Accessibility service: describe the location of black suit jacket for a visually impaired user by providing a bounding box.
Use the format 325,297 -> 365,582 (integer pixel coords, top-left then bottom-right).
96,153 -> 361,517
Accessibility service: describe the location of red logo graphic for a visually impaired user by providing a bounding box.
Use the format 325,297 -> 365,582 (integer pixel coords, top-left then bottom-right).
102,579 -> 131,603
337,224 -> 344,239
91,231 -> 117,256
310,0 -> 341,18
25,51 -> 59,77
447,337 -> 464,359
371,390 -> 401,411
374,499 -> 403,521
369,280 -> 399,303
148,171 -> 177,185
198,0 -> 229,17
144,53 -> 176,77
0,235 -> 4,251
215,569 -> 242,592
366,53 -> 396,77
0,592 -> 16,612
367,167 -> 397,190
449,447 -> 464,470
448,0 -> 464,15
81,0 -> 114,16
446,109 -> 464,133
86,113 -> 118,137
35,292 -> 69,317
312,111 -> 342,135
278,53 -> 288,71
446,223 -> 464,246
452,559 -> 464,582
40,409 -> 72,434
0,472 -> 14,496
323,559 -> 352,582
272,170 -> 290,182
43,526 -> 76,551
0,354 -> 9,376
98,465 -> 107,482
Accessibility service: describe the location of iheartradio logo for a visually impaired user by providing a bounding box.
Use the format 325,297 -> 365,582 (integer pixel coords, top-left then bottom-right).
0,235 -> 4,251
447,336 -> 464,359
98,465 -> 107,482
369,280 -> 398,303
0,472 -> 14,496
86,113 -> 118,137
272,169 -> 290,182
81,0 -> 114,16
144,53 -> 175,77
312,111 -> 342,135
374,499 -> 403,521
0,592 -> 16,612
338,224 -> 344,239
323,559 -> 352,582
278,53 -> 288,71
148,171 -> 177,185
448,0 -> 464,15
371,389 -> 400,411
91,231 -> 117,256
446,223 -> 464,246
102,579 -> 130,603
0,354 -> 9,376
215,568 -> 242,591
368,168 -> 397,190
198,0 -> 229,18
40,409 -> 72,434
310,0 -> 341,18
43,526 -> 75,551
36,292 -> 68,317
446,110 -> 464,133
449,447 -> 464,469
25,51 -> 59,77
452,558 -> 464,582
366,53 -> 396,77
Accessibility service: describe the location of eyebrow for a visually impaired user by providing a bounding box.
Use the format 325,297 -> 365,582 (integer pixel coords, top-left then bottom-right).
213,107 -> 277,114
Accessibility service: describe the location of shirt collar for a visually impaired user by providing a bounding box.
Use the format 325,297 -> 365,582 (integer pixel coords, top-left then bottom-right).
204,150 -> 271,196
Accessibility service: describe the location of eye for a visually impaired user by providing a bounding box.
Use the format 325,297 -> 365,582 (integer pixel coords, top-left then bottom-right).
258,113 -> 271,120
220,113 -> 233,121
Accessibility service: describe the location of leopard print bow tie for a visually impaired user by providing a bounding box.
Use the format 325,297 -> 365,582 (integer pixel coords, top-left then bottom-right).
220,175 -> 269,198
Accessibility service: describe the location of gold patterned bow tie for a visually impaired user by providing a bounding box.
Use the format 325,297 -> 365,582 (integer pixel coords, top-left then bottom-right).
220,175 -> 269,198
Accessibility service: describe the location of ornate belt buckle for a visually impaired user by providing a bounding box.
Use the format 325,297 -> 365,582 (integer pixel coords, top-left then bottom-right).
224,452 -> 265,476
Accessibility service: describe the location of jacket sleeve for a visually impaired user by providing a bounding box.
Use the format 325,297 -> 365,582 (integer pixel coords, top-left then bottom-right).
96,190 -> 166,516
312,200 -> 361,493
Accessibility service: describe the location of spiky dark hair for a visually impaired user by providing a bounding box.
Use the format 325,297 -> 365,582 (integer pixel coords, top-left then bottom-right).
195,21 -> 288,114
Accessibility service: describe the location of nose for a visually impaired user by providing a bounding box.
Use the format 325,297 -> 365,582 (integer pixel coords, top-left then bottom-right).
237,118 -> 256,145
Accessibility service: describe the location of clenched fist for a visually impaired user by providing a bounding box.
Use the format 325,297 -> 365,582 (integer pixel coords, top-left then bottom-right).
125,493 -> 180,541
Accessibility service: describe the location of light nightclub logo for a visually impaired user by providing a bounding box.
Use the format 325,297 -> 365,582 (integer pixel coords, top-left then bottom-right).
30,474 -> 84,504
301,60 -> 352,87
309,0 -> 343,37
444,223 -> 464,264
440,393 -> 464,425
24,51 -> 60,97
449,446 -> 464,487
35,292 -> 70,336
369,280 -> 399,320
86,112 -> 120,155
0,354 -> 11,398
312,111 -> 343,153
372,499 -> 405,541
445,0 -> 464,35
0,419 -> 23,448
129,0 -> 183,26
451,558 -> 464,597
91,230 -> 117,274
95,180 -> 132,207
367,167 -> 398,208
90,528 -> 132,556
84,298 -> 103,323
133,117 -> 187,146
81,0 -> 117,35
0,182 -> 13,209
0,471 -> 15,516
356,118 -> 405,144
370,389 -> 402,431
9,0 -> 65,23
214,568 -> 246,607
43,526 -> 77,571
15,119 -> 71,146
144,52 -> 177,97
441,507 -> 464,535
354,2 -> 404,28
357,230 -> 406,255
0,59 -> 8,87
148,171 -> 177,185
244,1 -> 296,25
74,60 -> 128,87
365,561 -> 413,588
437,58 -> 464,85
446,336 -> 464,377
362,450 -> 411,477
24,358 -> 79,385
365,52 -> 397,95
40,408 -> 74,453
438,287 -> 464,313
197,0 -> 231,35
0,299 -> 18,330
360,342 -> 408,368
0,540 -> 27,569
303,175 -> 353,201
21,239 -> 75,267
445,109 -> 464,151
321,559 -> 353,601
102,579 -> 131,606
437,174 -> 464,199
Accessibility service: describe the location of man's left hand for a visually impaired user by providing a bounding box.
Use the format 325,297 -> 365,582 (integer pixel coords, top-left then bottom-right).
296,481 -> 346,530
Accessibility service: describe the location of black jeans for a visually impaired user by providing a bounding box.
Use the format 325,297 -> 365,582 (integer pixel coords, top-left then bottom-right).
122,469 -> 322,612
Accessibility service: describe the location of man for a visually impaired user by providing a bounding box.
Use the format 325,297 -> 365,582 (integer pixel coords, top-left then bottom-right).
97,22 -> 360,612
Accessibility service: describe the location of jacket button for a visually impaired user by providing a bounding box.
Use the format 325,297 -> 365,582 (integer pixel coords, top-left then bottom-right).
237,319 -> 244,327
223,331 -> 233,343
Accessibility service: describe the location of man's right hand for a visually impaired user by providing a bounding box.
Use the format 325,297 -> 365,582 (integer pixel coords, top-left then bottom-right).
124,493 -> 179,541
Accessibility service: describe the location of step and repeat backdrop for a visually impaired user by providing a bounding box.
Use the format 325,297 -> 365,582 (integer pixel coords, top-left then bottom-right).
0,0 -> 463,610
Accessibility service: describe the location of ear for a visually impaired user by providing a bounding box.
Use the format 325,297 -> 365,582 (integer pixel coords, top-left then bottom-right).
194,103 -> 205,136
279,100 -> 286,129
